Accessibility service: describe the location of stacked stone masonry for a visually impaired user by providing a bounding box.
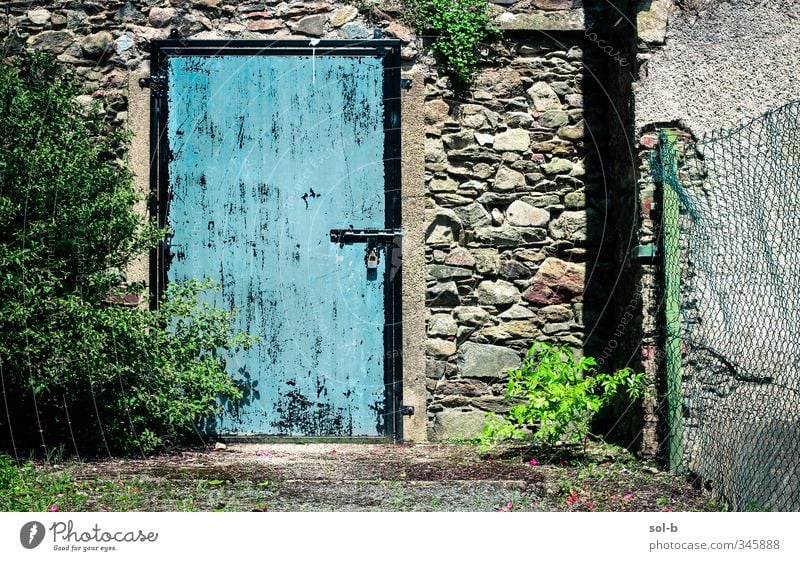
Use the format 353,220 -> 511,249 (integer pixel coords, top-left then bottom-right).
424,39 -> 604,440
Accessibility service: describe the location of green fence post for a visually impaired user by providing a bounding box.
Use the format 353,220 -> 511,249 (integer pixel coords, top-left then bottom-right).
661,130 -> 685,474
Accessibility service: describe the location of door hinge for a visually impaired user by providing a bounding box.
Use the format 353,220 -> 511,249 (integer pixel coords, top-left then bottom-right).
401,78 -> 413,90
139,75 -> 167,97
400,406 -> 414,416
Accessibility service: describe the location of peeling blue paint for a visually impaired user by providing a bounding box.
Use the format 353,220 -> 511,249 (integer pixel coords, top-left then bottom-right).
166,55 -> 388,436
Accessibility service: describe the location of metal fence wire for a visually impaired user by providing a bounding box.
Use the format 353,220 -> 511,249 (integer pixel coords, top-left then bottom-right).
651,100 -> 800,511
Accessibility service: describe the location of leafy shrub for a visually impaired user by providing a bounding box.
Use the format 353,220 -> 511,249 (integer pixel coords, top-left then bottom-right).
479,342 -> 646,449
0,54 -> 253,455
404,0 -> 498,84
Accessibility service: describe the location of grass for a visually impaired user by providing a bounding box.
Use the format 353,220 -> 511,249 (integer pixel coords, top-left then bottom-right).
0,453 -> 86,512
0,453 -> 177,512
1,452 -> 215,512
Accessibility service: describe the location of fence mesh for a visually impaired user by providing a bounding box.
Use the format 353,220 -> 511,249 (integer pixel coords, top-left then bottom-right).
651,100 -> 800,511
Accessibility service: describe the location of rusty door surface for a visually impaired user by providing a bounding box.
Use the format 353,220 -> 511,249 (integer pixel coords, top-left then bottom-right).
149,40 -> 402,439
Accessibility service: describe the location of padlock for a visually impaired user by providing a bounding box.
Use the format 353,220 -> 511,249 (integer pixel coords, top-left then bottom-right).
366,246 -> 380,270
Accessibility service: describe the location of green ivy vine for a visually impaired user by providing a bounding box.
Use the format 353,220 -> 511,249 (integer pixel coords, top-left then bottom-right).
404,0 -> 499,84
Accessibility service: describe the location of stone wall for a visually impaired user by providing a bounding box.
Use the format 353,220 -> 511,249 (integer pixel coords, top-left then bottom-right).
3,0 -> 626,442
422,37 -> 610,439
630,127 -> 676,458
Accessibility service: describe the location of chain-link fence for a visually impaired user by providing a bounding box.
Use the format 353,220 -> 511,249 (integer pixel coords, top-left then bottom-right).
651,101 -> 800,511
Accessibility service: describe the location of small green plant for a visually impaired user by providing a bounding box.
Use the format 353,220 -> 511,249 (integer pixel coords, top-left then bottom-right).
0,454 -> 86,511
479,342 -> 646,450
176,497 -> 199,512
404,0 -> 498,84
198,476 -> 232,492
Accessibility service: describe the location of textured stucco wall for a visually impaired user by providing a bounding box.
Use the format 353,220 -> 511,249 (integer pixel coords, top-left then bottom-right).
400,69 -> 428,442
635,0 -> 800,135
126,70 -> 151,301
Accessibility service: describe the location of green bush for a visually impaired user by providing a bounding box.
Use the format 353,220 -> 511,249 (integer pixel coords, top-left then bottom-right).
479,342 -> 646,449
0,54 -> 253,455
405,0 -> 498,84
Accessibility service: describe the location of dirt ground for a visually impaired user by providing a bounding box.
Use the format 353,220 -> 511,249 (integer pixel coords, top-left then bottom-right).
61,442 -> 720,512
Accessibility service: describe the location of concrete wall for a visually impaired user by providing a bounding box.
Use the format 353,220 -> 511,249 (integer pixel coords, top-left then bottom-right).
635,0 -> 800,135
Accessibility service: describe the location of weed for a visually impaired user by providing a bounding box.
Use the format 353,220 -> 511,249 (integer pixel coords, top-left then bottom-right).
176,497 -> 199,512
0,454 -> 86,512
404,0 -> 498,84
478,342 -> 647,452
196,479 -> 225,492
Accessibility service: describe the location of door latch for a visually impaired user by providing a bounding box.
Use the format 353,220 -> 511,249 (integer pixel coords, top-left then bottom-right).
330,227 -> 402,275
330,227 -> 403,247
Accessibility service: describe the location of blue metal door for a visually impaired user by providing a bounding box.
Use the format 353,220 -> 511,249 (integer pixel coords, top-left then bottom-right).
149,41 -> 402,439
